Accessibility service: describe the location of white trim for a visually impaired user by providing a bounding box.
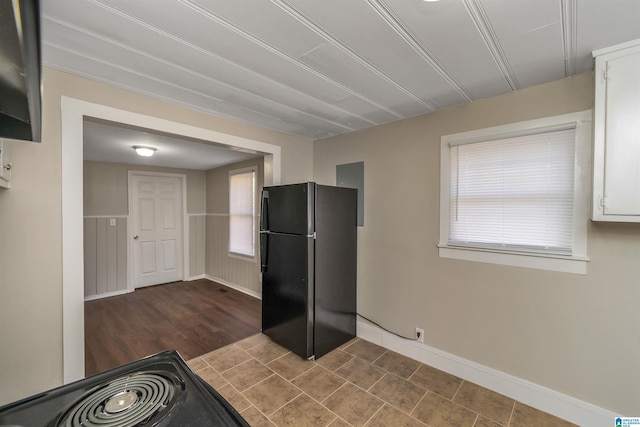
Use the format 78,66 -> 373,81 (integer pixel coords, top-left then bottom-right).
62,99 -> 85,384
228,252 -> 258,263
438,246 -> 588,275
228,166 -> 258,259
83,215 -> 128,219
439,110 -> 592,274
0,140 -> 11,188
205,274 -> 262,300
591,40 -> 640,222
357,320 -> 616,427
206,211 -> 260,262
592,38 -> 640,57
127,170 -> 188,291
61,96 -> 281,383
84,289 -> 130,302
186,274 -> 206,281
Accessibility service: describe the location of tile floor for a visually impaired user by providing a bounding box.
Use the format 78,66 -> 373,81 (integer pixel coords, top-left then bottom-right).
187,334 -> 577,427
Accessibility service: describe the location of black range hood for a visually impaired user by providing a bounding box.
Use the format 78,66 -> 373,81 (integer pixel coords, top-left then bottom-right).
0,0 -> 41,142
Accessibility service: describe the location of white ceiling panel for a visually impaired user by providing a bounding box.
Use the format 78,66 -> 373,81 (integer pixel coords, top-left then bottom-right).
37,0 -> 640,167
45,45 -> 320,138
480,0 -> 566,88
575,0 -> 640,73
285,0 -> 470,109
188,0 -> 328,59
382,0 -> 513,102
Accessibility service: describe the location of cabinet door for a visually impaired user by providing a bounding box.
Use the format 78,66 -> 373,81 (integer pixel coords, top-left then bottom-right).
593,40 -> 640,221
603,52 -> 640,215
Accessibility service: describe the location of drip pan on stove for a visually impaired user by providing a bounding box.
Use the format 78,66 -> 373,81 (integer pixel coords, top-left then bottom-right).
51,371 -> 183,426
0,350 -> 249,427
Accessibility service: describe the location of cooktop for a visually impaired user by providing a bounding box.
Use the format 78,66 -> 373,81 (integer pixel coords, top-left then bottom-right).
0,349 -> 249,427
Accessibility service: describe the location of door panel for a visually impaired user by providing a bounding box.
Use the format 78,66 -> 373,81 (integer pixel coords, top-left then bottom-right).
162,240 -> 176,270
131,174 -> 183,288
161,198 -> 176,229
140,198 -> 155,230
261,233 -> 313,359
262,183 -> 314,235
141,242 -> 156,274
314,185 -> 357,358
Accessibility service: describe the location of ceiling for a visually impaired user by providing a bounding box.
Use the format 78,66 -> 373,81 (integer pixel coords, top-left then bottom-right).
83,118 -> 262,170
41,0 -> 640,167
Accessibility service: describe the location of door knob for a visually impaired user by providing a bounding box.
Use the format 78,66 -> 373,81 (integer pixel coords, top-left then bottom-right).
133,235 -> 139,240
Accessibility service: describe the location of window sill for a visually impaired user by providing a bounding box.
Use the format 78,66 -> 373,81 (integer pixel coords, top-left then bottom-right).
438,245 -> 588,274
229,251 -> 257,262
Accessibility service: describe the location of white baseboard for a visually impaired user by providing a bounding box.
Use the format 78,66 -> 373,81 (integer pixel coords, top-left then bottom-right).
186,274 -> 205,281
356,319 -> 616,427
84,289 -> 130,302
204,275 -> 262,300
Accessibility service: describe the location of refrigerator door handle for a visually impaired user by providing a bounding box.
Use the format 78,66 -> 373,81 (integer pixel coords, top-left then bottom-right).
260,231 -> 269,272
260,190 -> 269,231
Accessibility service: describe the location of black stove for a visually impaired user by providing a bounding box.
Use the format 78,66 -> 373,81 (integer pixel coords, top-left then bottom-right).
0,350 -> 249,427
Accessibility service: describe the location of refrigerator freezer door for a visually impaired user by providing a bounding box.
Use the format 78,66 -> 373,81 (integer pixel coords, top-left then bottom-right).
261,233 -> 314,359
261,183 -> 314,235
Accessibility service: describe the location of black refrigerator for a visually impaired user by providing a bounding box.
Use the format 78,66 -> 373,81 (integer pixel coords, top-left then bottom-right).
260,182 -> 357,360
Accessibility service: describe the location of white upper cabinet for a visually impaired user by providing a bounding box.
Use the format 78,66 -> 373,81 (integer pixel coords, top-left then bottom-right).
592,40 -> 640,222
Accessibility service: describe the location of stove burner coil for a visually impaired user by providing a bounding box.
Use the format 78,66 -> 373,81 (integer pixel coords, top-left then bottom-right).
55,372 -> 183,427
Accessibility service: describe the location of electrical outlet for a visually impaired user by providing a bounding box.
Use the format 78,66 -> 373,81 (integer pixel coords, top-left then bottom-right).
415,327 -> 424,343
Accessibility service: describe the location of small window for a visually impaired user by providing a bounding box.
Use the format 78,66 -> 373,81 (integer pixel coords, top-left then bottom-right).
229,168 -> 256,257
439,111 -> 591,274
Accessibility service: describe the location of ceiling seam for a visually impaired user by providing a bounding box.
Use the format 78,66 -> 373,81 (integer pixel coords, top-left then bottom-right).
74,2 -> 380,129
42,15 -> 357,135
175,0 -> 404,119
77,2 -> 379,129
561,0 -> 578,77
367,0 -> 472,105
272,0 -> 437,111
43,42 -> 334,138
462,0 -> 519,91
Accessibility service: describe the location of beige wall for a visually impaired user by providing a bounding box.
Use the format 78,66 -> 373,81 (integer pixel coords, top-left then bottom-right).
84,160 -> 207,216
0,119 -> 62,403
83,161 -> 208,293
0,68 -> 312,405
313,72 -> 640,415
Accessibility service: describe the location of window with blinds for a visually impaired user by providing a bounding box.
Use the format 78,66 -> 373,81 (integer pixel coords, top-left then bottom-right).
229,168 -> 256,257
448,128 -> 576,255
438,110 -> 592,274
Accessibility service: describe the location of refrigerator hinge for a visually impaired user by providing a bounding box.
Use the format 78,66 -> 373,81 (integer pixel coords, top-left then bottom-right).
307,355 -> 315,361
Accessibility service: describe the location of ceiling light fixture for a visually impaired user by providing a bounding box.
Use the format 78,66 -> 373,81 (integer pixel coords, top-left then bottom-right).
133,146 -> 156,157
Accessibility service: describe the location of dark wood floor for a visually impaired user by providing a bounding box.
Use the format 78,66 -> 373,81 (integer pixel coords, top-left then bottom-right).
84,279 -> 261,376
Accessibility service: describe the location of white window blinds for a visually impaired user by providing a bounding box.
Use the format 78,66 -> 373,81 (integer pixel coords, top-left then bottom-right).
448,128 -> 576,254
229,170 -> 256,256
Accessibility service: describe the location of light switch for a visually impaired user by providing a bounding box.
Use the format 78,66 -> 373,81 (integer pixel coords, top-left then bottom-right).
109,218 -> 116,227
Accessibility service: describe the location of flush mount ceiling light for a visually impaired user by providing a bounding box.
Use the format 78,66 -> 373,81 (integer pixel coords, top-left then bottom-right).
133,146 -> 157,157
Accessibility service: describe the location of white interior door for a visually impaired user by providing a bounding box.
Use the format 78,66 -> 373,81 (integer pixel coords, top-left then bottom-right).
131,174 -> 184,288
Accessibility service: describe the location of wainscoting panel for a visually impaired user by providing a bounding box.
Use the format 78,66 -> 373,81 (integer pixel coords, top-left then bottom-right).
84,217 -> 128,299
205,214 -> 260,295
189,214 -> 206,278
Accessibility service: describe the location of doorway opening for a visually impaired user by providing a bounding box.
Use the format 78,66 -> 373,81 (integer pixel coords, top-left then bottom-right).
62,96 -> 281,383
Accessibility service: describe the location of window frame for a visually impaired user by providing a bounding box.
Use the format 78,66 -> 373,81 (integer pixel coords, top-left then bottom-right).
228,167 -> 257,259
438,110 -> 592,274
